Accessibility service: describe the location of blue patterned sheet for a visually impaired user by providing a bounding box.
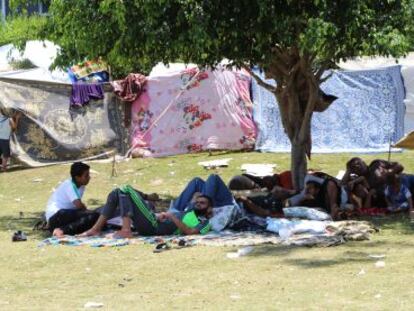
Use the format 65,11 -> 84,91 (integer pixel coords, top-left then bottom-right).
38,231 -> 281,248
37,221 -> 373,248
38,235 -> 130,247
252,66 -> 405,153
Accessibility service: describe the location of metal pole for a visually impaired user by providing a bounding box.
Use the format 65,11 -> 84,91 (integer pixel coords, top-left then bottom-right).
1,0 -> 6,22
388,134 -> 392,162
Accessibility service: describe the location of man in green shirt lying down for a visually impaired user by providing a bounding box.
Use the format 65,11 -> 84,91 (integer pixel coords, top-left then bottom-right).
81,185 -> 212,238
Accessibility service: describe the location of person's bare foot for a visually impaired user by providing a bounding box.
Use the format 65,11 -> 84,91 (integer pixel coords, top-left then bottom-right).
112,230 -> 133,239
78,228 -> 101,237
52,228 -> 64,238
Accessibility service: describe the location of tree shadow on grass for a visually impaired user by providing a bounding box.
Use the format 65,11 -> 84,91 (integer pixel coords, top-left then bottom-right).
282,256 -> 372,269
250,243 -> 383,269
250,244 -> 300,257
86,198 -> 104,207
3,164 -> 34,173
344,238 -> 414,248
0,212 -> 50,240
367,214 -> 414,235
282,247 -> 392,269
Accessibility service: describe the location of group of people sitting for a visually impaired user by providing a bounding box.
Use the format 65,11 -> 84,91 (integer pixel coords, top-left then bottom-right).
45,157 -> 413,239
230,157 -> 413,218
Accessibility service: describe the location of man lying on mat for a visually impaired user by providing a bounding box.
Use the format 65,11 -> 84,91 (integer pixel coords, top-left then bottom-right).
81,185 -> 212,238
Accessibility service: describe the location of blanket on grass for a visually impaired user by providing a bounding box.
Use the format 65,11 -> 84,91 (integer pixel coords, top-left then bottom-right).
38,220 -> 376,248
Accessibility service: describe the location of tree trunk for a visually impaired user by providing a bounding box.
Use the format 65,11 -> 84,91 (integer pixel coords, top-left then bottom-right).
291,140 -> 307,190
275,85 -> 311,190
273,78 -> 312,191
252,49 -> 336,190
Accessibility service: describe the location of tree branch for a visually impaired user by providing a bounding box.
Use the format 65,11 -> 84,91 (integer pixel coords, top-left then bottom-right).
272,45 -> 290,64
298,72 -> 318,143
308,53 -> 317,64
276,94 -> 295,141
286,59 -> 301,89
268,57 -> 289,77
319,71 -> 333,83
315,66 -> 325,81
270,46 -> 293,76
315,61 -> 333,81
243,65 -> 277,93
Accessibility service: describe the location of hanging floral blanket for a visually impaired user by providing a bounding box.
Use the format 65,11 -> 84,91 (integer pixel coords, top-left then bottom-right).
129,68 -> 256,157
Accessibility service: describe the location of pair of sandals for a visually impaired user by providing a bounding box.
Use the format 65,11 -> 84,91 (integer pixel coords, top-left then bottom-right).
12,230 -> 27,242
153,239 -> 189,253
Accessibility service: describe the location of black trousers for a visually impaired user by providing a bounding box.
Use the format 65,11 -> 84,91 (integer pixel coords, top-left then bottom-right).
102,189 -> 177,236
48,209 -> 99,235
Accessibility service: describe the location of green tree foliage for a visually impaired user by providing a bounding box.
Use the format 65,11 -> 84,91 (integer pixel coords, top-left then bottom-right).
0,15 -> 46,48
42,1 -> 414,74
42,0 -> 154,76
9,57 -> 37,70
0,0 -> 49,47
4,0 -> 414,190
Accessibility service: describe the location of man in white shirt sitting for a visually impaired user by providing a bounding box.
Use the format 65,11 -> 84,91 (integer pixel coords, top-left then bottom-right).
45,162 -> 99,237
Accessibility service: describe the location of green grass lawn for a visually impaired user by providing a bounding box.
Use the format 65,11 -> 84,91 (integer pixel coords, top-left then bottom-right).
1,151 -> 414,310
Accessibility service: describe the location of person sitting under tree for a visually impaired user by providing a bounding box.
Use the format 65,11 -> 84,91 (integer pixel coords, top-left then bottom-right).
45,162 -> 99,237
288,174 -> 342,220
385,174 -> 413,216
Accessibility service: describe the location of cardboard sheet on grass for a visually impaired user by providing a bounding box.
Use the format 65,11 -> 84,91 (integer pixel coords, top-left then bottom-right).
39,220 -> 375,248
0,79 -> 126,166
130,68 -> 256,157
